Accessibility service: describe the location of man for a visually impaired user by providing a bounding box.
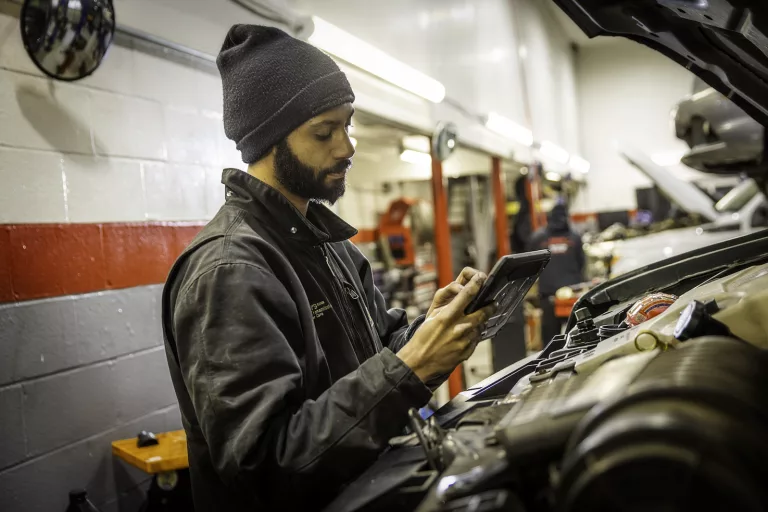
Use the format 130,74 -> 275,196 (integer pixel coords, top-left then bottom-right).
161,25 -> 493,511
527,201 -> 585,344
510,175 -> 533,253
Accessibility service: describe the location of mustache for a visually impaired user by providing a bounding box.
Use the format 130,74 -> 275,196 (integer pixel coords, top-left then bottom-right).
319,159 -> 352,177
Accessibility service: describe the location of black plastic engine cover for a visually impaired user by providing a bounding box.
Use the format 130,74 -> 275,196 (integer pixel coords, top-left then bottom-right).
556,336 -> 768,512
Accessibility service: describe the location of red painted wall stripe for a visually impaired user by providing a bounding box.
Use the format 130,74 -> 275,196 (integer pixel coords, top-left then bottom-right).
0,222 -> 205,303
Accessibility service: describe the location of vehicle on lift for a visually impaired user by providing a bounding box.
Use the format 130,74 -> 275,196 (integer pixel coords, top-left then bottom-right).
596,147 -> 767,276
675,78 -> 765,174
326,2 -> 768,511
585,84 -> 768,277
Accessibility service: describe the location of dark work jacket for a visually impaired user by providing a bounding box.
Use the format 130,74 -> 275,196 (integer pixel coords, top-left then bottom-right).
161,169 -> 431,511
527,207 -> 585,296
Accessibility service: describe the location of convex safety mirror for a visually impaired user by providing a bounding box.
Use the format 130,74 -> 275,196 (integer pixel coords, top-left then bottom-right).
432,122 -> 458,162
20,0 -> 116,81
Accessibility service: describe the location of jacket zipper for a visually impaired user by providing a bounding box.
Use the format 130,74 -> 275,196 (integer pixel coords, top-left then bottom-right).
320,245 -> 374,361
344,287 -> 383,353
321,246 -> 383,352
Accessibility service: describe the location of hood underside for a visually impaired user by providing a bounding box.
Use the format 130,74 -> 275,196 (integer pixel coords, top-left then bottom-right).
553,0 -> 768,130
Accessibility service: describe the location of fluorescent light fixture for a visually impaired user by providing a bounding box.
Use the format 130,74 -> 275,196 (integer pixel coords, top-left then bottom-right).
540,141 -> 570,165
651,150 -> 686,166
569,155 -> 590,173
400,149 -> 432,165
309,17 -> 446,103
349,137 -> 358,148
545,171 -> 562,182
402,135 -> 431,154
485,112 -> 533,146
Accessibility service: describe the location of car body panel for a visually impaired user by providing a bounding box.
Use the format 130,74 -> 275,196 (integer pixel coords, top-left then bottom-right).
619,144 -> 720,221
553,0 -> 768,161
600,149 -> 767,276
608,226 -> 757,276
675,83 -> 765,172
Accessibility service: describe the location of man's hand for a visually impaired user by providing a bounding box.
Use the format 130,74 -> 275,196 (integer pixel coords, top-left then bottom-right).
397,273 -> 496,383
426,267 -> 487,319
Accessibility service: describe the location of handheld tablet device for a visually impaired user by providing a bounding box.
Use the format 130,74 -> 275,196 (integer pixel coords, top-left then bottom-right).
465,250 -> 551,339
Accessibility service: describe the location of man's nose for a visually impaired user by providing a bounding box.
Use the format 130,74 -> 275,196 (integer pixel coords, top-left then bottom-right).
333,134 -> 355,160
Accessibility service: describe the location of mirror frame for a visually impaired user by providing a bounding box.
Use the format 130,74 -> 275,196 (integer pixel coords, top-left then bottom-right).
19,0 -> 116,82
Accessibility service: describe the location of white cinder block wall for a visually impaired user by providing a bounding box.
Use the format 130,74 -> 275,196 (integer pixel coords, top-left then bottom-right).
0,12 -> 242,511
0,13 -> 238,226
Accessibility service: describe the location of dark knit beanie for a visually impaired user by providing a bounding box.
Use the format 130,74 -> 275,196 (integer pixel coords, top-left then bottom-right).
217,24 -> 355,163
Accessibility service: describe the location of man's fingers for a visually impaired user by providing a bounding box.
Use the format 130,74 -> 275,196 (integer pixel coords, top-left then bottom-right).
456,267 -> 483,286
443,274 -> 485,321
456,267 -> 487,286
464,304 -> 496,326
434,282 -> 464,304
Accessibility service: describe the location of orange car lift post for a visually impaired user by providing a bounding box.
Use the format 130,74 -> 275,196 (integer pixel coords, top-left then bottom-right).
492,156 -> 511,258
429,140 -> 464,397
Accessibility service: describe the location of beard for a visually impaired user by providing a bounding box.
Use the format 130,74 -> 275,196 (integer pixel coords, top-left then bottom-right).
273,139 -> 351,205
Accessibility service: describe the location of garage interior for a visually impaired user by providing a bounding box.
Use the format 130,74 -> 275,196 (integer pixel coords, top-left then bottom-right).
1,0 -> 767,511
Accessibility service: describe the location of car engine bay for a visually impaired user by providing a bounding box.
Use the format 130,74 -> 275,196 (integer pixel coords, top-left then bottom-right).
324,232 -> 768,512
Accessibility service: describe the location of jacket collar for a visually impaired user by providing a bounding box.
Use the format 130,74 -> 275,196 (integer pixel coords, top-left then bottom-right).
221,168 -> 358,245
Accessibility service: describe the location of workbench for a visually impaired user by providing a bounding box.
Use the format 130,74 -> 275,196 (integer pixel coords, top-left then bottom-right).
112,430 -> 194,511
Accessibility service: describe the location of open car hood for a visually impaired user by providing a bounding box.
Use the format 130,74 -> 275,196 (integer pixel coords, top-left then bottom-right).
618,143 -> 720,221
553,0 -> 768,130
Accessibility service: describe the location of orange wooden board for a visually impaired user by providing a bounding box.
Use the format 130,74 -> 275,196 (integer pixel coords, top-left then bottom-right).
112,430 -> 189,474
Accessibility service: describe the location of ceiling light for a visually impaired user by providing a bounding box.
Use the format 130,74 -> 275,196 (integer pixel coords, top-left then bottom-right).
540,141 -> 570,164
651,150 -> 686,166
349,137 -> 358,148
400,149 -> 432,166
485,112 -> 533,146
487,47 -> 506,63
402,135 -> 432,154
309,17 -> 446,103
545,171 -> 562,182
569,155 -> 590,173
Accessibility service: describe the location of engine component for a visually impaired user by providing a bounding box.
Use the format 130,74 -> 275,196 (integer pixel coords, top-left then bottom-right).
557,337 -> 768,512
440,490 -> 521,512
674,299 -> 734,340
597,324 -> 626,341
632,330 -> 676,351
625,292 -> 678,326
329,260 -> 768,512
573,308 -> 593,329
570,308 -> 599,345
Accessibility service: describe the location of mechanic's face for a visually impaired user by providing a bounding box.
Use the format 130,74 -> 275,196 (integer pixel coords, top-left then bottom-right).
274,103 -> 355,205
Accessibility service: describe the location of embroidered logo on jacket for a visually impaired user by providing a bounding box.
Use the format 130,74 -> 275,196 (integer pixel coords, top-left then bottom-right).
311,301 -> 332,320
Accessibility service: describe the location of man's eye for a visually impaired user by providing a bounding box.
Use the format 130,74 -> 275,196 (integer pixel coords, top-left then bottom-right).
315,133 -> 332,141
